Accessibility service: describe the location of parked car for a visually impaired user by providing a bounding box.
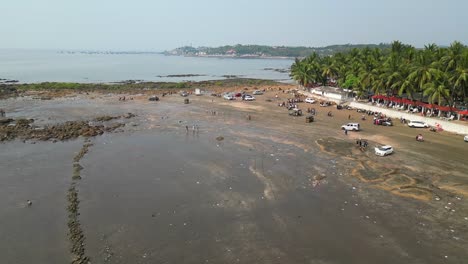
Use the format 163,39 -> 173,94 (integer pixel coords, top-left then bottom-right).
305,98 -> 316,104
374,145 -> 394,156
253,90 -> 264,95
374,118 -> 393,126
464,135 -> 468,142
243,94 -> 255,101
408,121 -> 429,128
223,94 -> 235,100
148,96 -> 159,101
180,91 -> 189,97
341,123 -> 360,131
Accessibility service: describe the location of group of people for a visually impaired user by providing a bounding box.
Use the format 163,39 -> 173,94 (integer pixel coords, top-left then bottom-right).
307,108 -> 316,115
185,125 -> 199,133
356,138 -> 368,150
278,101 -> 298,110
288,98 -> 302,104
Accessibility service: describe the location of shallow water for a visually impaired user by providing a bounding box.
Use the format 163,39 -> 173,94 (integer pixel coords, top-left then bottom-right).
0,140 -> 81,264
75,130 -> 431,264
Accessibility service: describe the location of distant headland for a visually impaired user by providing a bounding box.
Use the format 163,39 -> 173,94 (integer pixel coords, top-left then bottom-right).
164,44 -> 391,59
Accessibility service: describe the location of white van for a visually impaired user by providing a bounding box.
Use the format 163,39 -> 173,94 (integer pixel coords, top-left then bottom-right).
341,123 -> 360,131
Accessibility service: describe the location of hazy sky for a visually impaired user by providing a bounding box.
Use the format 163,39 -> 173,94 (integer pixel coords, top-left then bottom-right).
1,0 -> 467,50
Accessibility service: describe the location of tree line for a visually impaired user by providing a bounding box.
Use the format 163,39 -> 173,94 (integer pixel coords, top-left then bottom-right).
290,41 -> 468,107
168,44 -> 390,58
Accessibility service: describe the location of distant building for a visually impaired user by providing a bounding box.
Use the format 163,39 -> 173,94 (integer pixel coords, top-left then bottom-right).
308,86 -> 355,103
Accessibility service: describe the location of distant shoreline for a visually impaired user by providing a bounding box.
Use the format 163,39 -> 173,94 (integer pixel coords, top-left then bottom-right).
165,54 -> 296,60
0,78 -> 288,98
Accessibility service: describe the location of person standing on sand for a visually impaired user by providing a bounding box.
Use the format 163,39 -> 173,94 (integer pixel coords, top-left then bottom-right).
348,114 -> 351,120
344,129 -> 348,135
185,125 -> 189,132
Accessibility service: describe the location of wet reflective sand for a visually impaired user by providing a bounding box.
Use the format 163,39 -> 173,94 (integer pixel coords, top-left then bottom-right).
1,91 -> 467,264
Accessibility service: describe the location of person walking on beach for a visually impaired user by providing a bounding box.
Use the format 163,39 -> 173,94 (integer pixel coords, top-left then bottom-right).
348,114 -> 351,120
344,129 -> 348,135
185,125 -> 189,132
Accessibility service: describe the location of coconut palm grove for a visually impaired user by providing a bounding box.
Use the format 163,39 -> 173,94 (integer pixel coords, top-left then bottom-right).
290,41 -> 468,110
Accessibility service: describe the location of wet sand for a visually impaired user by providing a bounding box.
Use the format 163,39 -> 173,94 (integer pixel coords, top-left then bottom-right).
1,86 -> 468,264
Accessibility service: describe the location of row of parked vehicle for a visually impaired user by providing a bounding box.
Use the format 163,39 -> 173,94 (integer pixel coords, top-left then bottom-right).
223,90 -> 264,101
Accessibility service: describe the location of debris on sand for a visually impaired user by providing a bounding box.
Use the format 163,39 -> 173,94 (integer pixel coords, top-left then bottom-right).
123,112 -> 136,119
311,175 -> 327,187
216,136 -> 224,141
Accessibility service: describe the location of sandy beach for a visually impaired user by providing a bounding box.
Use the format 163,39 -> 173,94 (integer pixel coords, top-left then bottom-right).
1,84 -> 468,264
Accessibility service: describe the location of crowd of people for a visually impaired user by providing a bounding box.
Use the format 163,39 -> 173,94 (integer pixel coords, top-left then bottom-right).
278,97 -> 304,110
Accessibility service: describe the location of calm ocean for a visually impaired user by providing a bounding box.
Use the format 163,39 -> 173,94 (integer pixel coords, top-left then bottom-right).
0,49 -> 293,83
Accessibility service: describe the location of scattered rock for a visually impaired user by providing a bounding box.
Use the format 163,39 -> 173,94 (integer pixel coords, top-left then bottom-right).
123,113 -> 136,119
94,115 -> 118,122
0,118 -> 14,125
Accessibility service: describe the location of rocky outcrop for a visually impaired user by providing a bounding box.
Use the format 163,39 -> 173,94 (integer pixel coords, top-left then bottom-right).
0,114 -> 133,142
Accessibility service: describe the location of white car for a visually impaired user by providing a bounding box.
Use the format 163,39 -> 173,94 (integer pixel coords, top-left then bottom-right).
243,94 -> 255,101
464,135 -> 468,142
375,145 -> 394,156
408,121 -> 429,128
341,123 -> 360,131
223,94 -> 234,100
305,98 -> 316,104
253,90 -> 264,95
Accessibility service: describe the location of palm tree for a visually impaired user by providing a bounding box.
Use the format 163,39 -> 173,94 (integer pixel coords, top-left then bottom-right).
290,58 -> 312,86
289,41 -> 466,108
442,41 -> 464,71
449,50 -> 468,101
407,50 -> 439,101
423,72 -> 450,105
321,56 -> 338,83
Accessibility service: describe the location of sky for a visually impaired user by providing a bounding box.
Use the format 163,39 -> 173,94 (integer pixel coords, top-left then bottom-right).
1,0 -> 467,50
